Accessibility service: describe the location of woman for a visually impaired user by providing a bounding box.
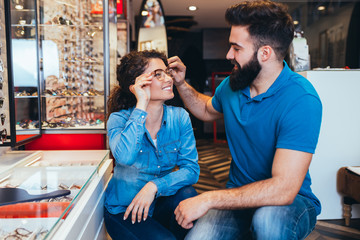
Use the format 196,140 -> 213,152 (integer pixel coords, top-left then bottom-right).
104,50 -> 200,240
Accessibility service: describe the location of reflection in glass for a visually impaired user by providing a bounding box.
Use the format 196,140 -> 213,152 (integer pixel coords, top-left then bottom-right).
138,0 -> 167,54
10,0 -> 40,142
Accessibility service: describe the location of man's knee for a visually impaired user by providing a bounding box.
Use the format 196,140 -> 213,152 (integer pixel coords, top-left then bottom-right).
251,206 -> 291,239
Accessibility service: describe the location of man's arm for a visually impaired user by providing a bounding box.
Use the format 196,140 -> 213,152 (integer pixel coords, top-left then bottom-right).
175,148 -> 313,229
168,56 -> 222,122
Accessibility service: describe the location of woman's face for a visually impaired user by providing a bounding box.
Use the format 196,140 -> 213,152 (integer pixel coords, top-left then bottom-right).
146,58 -> 174,102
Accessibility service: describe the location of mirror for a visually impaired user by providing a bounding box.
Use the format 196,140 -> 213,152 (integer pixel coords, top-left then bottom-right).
9,0 -> 41,145
137,0 -> 167,55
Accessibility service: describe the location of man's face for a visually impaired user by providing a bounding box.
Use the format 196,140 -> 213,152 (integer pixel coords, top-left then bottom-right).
226,26 -> 262,91
229,50 -> 261,91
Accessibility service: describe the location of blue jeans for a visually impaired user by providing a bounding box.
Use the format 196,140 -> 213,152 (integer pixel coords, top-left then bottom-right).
185,194 -> 317,240
104,186 -> 197,240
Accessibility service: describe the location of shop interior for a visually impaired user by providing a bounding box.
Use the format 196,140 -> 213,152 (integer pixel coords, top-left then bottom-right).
0,0 -> 359,239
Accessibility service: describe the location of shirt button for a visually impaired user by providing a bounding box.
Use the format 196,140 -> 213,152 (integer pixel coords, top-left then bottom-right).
141,116 -> 144,118
159,150 -> 161,153
140,150 -> 143,153
157,166 -> 160,168
155,175 -> 157,177
174,148 -> 177,151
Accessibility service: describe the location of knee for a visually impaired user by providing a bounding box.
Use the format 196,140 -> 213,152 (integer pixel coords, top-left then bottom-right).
251,206 -> 289,239
176,186 -> 198,200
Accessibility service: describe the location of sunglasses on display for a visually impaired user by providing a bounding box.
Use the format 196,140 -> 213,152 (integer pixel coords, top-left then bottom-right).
1,113 -> 5,125
152,68 -> 173,81
0,97 -> 4,108
1,128 -> 7,144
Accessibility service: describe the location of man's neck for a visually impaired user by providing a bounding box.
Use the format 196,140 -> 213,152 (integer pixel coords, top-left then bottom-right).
249,61 -> 284,98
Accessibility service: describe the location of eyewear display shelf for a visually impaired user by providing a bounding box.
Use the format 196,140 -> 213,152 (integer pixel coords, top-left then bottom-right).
0,149 -> 113,240
37,0 -> 113,133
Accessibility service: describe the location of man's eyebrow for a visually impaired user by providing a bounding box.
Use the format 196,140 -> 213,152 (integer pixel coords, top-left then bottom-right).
229,42 -> 243,48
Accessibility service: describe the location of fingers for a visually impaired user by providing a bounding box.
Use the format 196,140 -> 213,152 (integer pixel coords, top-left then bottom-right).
167,56 -> 185,71
124,202 -> 134,221
143,206 -> 149,221
137,205 -> 144,223
131,204 -> 140,224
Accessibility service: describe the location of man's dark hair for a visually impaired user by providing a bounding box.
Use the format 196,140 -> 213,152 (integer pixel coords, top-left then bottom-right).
225,0 -> 294,60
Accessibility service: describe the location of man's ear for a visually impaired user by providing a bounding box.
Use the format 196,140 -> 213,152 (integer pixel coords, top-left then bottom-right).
258,45 -> 273,62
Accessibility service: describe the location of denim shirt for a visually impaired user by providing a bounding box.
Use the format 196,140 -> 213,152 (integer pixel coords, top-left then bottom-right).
104,105 -> 200,215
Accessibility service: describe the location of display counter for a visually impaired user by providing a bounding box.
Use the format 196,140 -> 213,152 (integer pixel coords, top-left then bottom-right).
0,149 -> 112,239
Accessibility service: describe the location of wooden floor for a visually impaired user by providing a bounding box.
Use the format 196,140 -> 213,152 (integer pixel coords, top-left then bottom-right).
194,139 -> 360,239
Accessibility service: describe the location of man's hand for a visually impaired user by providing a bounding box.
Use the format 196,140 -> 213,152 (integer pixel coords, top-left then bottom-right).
124,181 -> 158,224
174,194 -> 211,229
167,56 -> 186,87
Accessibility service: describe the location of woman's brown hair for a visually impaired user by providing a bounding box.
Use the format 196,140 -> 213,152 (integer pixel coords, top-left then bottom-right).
107,50 -> 168,119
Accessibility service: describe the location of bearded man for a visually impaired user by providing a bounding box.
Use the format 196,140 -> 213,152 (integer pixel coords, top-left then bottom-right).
168,1 -> 323,239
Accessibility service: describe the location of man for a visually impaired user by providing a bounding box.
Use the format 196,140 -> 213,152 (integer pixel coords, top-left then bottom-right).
167,0 -> 322,239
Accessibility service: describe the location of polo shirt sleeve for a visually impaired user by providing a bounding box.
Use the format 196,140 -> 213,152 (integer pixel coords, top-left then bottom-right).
276,94 -> 322,154
211,77 -> 230,113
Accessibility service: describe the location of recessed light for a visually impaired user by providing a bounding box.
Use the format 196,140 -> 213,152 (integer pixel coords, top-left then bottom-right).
293,20 -> 299,25
15,4 -> 24,10
141,10 -> 149,16
318,6 -> 326,11
188,6 -> 197,11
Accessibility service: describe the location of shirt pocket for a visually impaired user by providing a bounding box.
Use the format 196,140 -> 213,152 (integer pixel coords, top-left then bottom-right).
162,140 -> 180,167
132,149 -> 150,171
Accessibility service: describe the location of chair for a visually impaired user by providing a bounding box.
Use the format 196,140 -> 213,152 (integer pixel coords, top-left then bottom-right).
337,167 -> 360,226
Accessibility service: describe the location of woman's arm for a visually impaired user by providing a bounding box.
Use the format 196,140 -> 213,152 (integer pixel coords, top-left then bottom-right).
107,108 -> 147,166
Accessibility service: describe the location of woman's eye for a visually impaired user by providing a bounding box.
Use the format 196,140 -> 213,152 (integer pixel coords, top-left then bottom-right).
155,73 -> 162,78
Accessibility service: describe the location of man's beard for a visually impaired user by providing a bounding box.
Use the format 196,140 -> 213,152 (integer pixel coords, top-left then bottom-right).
229,51 -> 262,91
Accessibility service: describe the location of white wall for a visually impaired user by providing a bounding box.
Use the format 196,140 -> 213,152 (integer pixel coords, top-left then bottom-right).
302,70 -> 360,220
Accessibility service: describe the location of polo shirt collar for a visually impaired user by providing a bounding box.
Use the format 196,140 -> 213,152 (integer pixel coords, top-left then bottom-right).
240,61 -> 291,102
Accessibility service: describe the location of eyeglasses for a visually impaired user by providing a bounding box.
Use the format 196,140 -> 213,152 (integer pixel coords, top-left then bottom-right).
152,68 -> 173,81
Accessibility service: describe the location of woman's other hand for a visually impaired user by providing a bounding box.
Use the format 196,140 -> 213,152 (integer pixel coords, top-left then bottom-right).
129,72 -> 153,111
123,181 -> 158,224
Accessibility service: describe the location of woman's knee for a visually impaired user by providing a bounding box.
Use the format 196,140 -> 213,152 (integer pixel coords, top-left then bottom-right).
175,186 -> 198,200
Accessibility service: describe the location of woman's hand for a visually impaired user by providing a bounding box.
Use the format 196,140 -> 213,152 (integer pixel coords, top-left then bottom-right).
123,181 -> 158,224
129,72 -> 153,111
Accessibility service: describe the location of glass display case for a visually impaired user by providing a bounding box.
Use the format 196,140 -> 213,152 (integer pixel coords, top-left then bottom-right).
0,149 -> 112,239
0,0 -> 41,147
37,0 -> 117,131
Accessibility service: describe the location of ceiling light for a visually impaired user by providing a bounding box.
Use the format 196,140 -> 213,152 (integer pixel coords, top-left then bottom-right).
317,6 -> 326,11
188,6 -> 197,11
141,10 -> 148,16
15,4 -> 24,10
293,20 -> 299,25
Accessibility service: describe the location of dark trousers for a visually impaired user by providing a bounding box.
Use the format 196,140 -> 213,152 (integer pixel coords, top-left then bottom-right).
104,186 -> 197,240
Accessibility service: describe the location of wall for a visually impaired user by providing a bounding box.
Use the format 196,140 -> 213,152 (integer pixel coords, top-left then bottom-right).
302,70 -> 360,220
301,3 -> 355,68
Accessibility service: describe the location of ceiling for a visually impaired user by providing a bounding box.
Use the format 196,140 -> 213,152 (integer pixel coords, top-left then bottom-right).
131,0 -> 252,30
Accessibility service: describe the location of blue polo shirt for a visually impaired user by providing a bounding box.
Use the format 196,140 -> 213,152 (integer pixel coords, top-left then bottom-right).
212,62 -> 322,215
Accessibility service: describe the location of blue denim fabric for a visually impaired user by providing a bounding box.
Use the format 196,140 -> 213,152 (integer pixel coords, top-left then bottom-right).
185,194 -> 317,240
105,105 -> 200,216
104,186 -> 198,240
